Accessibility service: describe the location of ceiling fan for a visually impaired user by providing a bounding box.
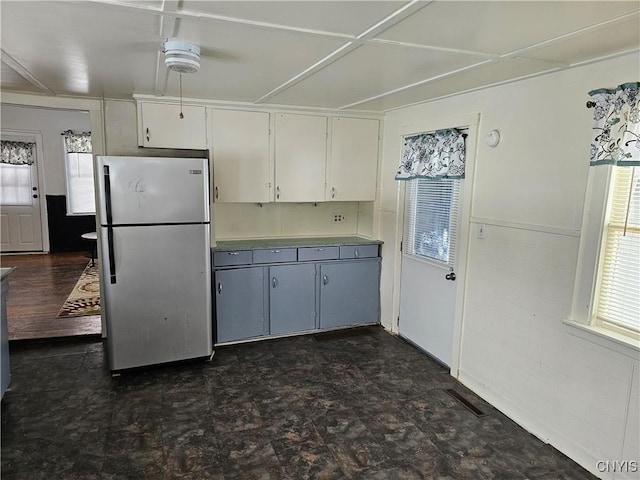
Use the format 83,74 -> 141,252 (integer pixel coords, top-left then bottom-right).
162,38 -> 199,119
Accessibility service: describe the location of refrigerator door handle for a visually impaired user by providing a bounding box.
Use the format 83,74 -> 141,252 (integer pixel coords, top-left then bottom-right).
107,227 -> 117,284
104,165 -> 117,284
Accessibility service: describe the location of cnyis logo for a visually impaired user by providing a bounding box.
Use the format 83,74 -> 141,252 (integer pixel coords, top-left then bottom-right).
596,460 -> 639,473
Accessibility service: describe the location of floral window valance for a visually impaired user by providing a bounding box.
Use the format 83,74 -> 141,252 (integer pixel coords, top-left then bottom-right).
589,82 -> 640,167
395,129 -> 466,180
62,130 -> 92,154
0,141 -> 35,165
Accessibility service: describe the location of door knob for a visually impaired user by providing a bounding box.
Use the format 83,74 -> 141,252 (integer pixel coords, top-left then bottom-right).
445,272 -> 456,281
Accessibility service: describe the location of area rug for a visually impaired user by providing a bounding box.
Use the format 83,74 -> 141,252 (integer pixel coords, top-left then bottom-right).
57,261 -> 100,318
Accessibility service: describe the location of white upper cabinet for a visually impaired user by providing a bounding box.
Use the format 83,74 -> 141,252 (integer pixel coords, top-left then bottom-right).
328,117 -> 379,202
275,113 -> 327,203
138,102 -> 207,150
211,109 -> 271,203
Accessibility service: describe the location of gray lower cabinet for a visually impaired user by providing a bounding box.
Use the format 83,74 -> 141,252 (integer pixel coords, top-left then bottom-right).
213,241 -> 381,344
269,264 -> 316,335
215,267 -> 266,343
320,260 -> 380,329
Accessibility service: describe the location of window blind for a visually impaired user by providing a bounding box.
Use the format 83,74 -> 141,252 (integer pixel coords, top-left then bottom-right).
596,166 -> 640,334
403,178 -> 460,268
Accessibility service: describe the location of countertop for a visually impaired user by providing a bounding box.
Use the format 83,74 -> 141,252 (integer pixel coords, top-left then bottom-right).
213,236 -> 383,251
0,267 -> 15,281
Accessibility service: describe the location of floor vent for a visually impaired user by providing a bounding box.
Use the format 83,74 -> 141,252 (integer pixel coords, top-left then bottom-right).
313,326 -> 375,342
445,389 -> 486,417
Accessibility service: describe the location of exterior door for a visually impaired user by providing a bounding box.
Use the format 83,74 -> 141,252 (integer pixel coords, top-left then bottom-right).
0,134 -> 43,252
396,116 -> 477,370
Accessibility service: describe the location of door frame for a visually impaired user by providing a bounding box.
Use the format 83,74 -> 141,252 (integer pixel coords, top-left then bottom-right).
1,92 -> 106,334
393,113 -> 479,378
1,129 -> 48,252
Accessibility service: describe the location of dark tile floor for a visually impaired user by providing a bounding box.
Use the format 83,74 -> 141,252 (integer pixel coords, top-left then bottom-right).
1,327 -> 596,480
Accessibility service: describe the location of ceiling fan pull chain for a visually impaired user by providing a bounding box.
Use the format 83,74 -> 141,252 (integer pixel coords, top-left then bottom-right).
179,73 -> 184,119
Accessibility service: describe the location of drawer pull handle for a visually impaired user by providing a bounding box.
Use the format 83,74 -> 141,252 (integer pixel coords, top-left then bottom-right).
217,282 -> 223,294
145,127 -> 150,142
215,186 -> 219,199
316,248 -> 325,251
323,275 -> 329,285
227,252 -> 239,256
270,250 -> 281,254
355,249 -> 359,258
272,277 -> 278,288
276,186 -> 280,200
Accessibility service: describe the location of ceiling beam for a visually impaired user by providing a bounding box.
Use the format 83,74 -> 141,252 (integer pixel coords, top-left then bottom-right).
254,0 -> 431,104
1,49 -> 55,96
154,0 -> 180,95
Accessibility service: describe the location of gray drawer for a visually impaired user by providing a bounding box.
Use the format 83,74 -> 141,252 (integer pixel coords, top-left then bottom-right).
253,248 -> 297,264
213,250 -> 253,267
298,246 -> 339,261
339,244 -> 379,259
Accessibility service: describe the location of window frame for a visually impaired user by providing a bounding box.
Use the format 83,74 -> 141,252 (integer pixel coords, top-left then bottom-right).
591,166 -> 639,338
63,145 -> 95,216
569,164 -> 640,352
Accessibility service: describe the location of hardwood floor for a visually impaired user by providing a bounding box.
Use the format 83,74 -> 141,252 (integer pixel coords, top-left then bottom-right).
0,252 -> 102,341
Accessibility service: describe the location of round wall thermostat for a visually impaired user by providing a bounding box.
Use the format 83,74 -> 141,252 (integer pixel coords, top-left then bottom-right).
485,129 -> 500,147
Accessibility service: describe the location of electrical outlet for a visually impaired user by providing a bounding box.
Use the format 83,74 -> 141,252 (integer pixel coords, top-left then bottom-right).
332,213 -> 346,223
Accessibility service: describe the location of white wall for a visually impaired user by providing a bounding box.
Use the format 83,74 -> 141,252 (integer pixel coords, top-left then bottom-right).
0,104 -> 91,195
379,53 -> 639,479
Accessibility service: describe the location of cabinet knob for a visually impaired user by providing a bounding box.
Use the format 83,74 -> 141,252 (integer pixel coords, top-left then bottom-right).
217,282 -> 223,294
145,127 -> 150,142
276,186 -> 280,200
331,187 -> 336,199
272,277 -> 278,288
323,274 -> 328,285
215,186 -> 219,199
354,249 -> 359,258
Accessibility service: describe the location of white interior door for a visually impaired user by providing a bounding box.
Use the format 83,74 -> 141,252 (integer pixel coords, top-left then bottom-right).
398,178 -> 461,367
0,134 -> 43,252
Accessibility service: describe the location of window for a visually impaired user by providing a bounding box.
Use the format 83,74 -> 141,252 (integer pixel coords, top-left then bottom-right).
403,178 -> 460,268
64,152 -> 95,215
62,130 -> 94,215
594,166 -> 640,337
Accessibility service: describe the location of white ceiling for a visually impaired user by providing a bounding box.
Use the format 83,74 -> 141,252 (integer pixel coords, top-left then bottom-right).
1,1 -> 639,112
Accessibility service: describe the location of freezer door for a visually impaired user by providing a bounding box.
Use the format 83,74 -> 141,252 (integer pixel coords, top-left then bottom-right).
96,156 -> 209,225
99,223 -> 212,371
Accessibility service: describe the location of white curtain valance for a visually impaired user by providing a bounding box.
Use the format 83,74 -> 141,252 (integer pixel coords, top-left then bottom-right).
0,141 -> 35,165
62,130 -> 92,154
395,129 -> 466,181
589,82 -> 640,167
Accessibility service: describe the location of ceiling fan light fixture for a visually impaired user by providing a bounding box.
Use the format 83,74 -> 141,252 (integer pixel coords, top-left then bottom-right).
163,39 -> 200,74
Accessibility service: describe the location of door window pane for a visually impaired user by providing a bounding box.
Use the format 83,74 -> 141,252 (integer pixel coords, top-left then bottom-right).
404,178 -> 460,268
0,163 -> 32,206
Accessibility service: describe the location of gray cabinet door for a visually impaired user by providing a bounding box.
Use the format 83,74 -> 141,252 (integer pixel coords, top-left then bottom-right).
320,260 -> 380,329
215,267 -> 266,343
269,264 -> 317,335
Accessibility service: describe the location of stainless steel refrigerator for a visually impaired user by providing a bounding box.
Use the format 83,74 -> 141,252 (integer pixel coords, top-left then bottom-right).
95,155 -> 212,371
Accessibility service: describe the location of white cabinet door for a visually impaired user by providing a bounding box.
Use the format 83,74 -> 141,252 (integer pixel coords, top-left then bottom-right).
274,113 -> 327,202
328,117 -> 379,202
211,109 -> 271,203
139,102 -> 207,149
